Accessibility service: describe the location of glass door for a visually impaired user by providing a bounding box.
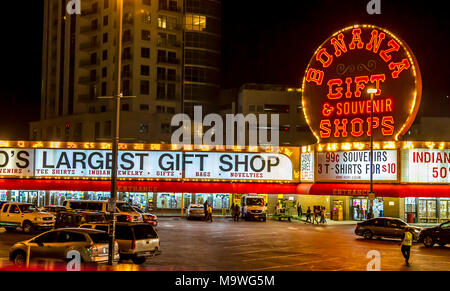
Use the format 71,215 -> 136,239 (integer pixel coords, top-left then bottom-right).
440,200 -> 449,222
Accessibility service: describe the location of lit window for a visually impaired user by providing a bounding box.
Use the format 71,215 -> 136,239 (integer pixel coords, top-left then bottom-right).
185,14 -> 206,31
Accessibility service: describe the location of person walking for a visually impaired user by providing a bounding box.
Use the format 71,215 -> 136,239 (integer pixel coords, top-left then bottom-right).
399,228 -> 414,265
207,204 -> 213,222
313,207 -> 319,224
235,204 -> 240,221
297,203 -> 302,220
203,200 -> 209,221
306,206 -> 312,223
321,207 -> 327,224
231,203 -> 236,221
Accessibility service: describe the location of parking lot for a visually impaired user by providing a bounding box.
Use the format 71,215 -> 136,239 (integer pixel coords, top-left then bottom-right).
1,218 -> 449,271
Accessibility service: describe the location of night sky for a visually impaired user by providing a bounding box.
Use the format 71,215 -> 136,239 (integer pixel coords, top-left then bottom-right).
0,0 -> 448,140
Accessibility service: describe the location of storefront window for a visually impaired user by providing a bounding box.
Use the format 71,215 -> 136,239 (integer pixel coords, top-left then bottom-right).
439,199 -> 450,222
183,194 -> 192,209
418,198 -> 437,223
0,190 -> 6,201
157,193 -> 182,209
195,194 -> 230,209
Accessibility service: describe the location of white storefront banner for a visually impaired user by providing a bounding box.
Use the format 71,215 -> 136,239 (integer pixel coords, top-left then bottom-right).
32,149 -> 293,181
34,149 -> 183,179
317,150 -> 397,181
183,152 -> 293,181
401,149 -> 450,183
0,148 -> 34,177
300,152 -> 315,182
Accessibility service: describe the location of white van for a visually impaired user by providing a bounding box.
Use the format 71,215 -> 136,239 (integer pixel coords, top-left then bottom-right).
241,195 -> 266,222
63,200 -> 142,222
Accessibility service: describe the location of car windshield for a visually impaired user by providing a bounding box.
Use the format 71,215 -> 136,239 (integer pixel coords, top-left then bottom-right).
18,204 -> 38,213
88,214 -> 107,222
247,198 -> 264,206
133,207 -> 144,213
132,225 -> 158,240
89,232 -> 110,243
441,222 -> 450,229
117,203 -> 134,212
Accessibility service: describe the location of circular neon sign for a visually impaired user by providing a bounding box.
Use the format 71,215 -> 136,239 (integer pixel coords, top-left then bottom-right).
302,25 -> 422,143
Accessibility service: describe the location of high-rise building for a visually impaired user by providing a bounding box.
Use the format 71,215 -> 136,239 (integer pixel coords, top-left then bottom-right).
30,0 -> 221,143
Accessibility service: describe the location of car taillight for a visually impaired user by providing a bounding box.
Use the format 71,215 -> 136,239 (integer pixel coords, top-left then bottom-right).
131,240 -> 136,250
126,215 -> 133,222
89,245 -> 100,256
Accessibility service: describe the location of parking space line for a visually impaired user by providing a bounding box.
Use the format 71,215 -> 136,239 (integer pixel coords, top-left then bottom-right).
253,257 -> 341,271
242,253 -> 305,262
212,232 -> 278,238
232,246 -> 295,255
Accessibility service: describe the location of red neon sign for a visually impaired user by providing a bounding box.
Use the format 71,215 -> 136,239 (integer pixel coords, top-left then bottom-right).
302,25 -> 422,143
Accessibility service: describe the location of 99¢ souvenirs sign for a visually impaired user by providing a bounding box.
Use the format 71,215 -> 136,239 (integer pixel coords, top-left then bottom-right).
302,25 -> 422,143
316,150 -> 398,181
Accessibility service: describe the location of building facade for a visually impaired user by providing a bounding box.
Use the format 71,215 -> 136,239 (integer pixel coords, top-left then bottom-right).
30,0 -> 221,143
235,84 -> 315,146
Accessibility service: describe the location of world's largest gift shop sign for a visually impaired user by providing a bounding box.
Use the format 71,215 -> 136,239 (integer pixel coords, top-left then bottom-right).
302,25 -> 422,143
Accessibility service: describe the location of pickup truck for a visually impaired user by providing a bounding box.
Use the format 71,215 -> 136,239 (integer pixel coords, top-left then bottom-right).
0,203 -> 55,233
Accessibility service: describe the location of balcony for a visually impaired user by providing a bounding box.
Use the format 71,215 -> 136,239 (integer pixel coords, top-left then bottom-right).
82,8 -> 99,18
79,41 -> 100,52
157,57 -> 181,65
157,75 -> 181,82
80,25 -> 99,34
79,76 -> 98,85
159,5 -> 182,13
157,39 -> 182,49
122,36 -> 133,45
79,57 -> 99,70
78,94 -> 96,103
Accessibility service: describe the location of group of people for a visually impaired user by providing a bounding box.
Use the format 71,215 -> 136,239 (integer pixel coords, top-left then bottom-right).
305,206 -> 327,224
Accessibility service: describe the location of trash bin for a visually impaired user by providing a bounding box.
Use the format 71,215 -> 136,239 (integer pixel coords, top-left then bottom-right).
406,212 -> 415,224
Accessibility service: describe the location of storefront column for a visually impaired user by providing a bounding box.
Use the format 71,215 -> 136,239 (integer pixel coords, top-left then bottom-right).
152,192 -> 157,210
6,190 -> 11,202
45,191 -> 50,206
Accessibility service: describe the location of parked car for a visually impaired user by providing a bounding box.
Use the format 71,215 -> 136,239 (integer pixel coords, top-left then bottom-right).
0,203 -> 55,233
132,207 -> 158,226
80,222 -> 160,264
186,204 -> 205,220
419,221 -> 450,248
55,211 -> 108,229
63,200 -> 142,222
9,228 -> 119,266
42,205 -> 67,216
355,217 -> 421,241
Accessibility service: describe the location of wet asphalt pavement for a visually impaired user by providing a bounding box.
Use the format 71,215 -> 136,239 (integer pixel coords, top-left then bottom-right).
1,218 -> 449,271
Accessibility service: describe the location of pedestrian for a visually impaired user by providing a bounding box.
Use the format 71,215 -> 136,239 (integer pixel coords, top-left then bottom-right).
231,203 -> 236,221
207,204 -> 213,222
235,204 -> 240,221
399,228 -> 414,265
297,203 -> 302,219
306,206 -> 312,223
203,200 -> 209,221
313,207 -> 319,224
321,207 -> 327,224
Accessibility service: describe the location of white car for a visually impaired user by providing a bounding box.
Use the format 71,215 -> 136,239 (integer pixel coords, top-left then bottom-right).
186,204 -> 205,220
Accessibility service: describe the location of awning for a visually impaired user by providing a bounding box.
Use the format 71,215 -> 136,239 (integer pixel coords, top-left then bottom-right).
296,183 -> 450,198
0,179 -> 449,198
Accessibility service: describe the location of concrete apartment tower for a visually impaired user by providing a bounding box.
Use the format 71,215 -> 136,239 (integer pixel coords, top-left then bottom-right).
31,0 -> 221,143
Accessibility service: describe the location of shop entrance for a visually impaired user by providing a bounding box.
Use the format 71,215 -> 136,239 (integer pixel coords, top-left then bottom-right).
351,197 -> 383,220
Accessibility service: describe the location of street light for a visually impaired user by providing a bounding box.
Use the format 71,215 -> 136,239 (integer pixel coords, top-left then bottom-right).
367,88 -> 377,219
98,0 -> 135,265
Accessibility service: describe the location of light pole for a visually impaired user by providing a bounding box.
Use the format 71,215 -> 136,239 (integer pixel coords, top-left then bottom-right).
367,88 -> 378,218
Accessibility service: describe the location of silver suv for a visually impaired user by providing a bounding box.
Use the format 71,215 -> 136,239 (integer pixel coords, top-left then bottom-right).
80,222 -> 160,264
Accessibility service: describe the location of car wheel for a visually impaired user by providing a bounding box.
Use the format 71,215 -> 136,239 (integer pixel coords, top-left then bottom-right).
131,256 -> 146,265
22,221 -> 33,234
262,217 -> 266,222
423,235 -> 435,248
363,230 -> 373,240
12,251 -> 27,266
